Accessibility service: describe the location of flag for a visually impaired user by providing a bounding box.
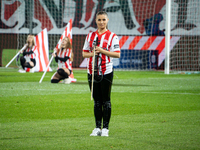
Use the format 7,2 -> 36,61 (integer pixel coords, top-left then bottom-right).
26,28 -> 52,72
56,19 -> 76,82
56,19 -> 72,49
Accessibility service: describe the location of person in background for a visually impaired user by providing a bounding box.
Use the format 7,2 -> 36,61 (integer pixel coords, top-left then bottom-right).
82,11 -> 120,136
51,36 -> 73,84
18,35 -> 37,73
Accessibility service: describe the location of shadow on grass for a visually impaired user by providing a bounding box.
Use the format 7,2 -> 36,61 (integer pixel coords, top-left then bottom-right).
73,81 -> 151,87
0,135 -> 77,140
113,83 -> 151,87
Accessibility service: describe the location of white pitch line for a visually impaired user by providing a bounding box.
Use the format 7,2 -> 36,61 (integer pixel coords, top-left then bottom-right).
0,89 -> 88,92
36,89 -> 88,92
111,90 -> 200,95
142,92 -> 200,95
147,78 -> 200,80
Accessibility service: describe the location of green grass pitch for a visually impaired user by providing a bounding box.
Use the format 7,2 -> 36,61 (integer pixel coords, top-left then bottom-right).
0,68 -> 200,150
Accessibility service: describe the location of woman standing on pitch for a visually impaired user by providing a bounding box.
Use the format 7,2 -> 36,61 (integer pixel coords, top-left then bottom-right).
51,36 -> 73,84
18,35 -> 37,73
82,11 -> 120,136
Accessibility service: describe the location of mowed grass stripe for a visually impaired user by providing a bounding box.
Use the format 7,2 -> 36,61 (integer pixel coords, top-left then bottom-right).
1,111 -> 200,150
0,68 -> 200,149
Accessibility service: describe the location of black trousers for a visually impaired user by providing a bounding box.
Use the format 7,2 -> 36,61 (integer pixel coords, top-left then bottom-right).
88,71 -> 113,129
20,56 -> 36,69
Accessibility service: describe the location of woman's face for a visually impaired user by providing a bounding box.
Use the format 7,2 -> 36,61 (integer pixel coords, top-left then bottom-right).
96,14 -> 109,30
61,37 -> 69,48
27,36 -> 34,45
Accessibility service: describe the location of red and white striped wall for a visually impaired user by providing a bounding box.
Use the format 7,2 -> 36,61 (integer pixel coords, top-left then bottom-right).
80,36 -> 180,68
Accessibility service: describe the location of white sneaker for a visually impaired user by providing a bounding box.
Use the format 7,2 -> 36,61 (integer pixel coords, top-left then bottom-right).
90,128 -> 101,136
18,69 -> 26,73
29,68 -> 35,73
101,128 -> 109,137
64,78 -> 71,84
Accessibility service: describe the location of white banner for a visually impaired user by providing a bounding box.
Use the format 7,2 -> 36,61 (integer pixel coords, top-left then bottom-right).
0,0 -> 199,35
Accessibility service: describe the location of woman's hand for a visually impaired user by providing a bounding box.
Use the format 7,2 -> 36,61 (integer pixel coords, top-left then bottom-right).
95,46 -> 102,54
52,48 -> 57,57
53,48 -> 58,53
95,46 -> 120,58
20,43 -> 28,53
52,53 -> 56,57
24,43 -> 28,47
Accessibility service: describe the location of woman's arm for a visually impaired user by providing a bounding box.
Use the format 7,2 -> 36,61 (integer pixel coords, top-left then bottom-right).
82,51 -> 93,58
83,47 -> 120,58
95,46 -> 120,58
56,56 -> 70,62
23,50 -> 34,56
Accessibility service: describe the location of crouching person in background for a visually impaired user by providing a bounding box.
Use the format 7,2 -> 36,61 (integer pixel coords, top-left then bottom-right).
18,35 -> 37,73
51,36 -> 73,84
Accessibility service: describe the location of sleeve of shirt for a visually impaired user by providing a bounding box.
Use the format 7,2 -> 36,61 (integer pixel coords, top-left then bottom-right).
23,51 -> 34,55
111,35 -> 120,53
82,35 -> 90,53
56,56 -> 69,62
55,53 -> 58,62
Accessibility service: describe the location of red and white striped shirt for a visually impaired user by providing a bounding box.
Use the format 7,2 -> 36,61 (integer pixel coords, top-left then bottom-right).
24,46 -> 37,62
83,30 -> 120,75
57,48 -> 72,70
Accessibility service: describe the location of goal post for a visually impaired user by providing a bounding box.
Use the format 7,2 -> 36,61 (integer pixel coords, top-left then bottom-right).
167,0 -> 200,73
165,0 -> 172,74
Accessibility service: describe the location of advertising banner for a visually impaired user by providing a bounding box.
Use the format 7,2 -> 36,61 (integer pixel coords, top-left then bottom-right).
113,50 -> 158,70
0,0 -> 199,35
